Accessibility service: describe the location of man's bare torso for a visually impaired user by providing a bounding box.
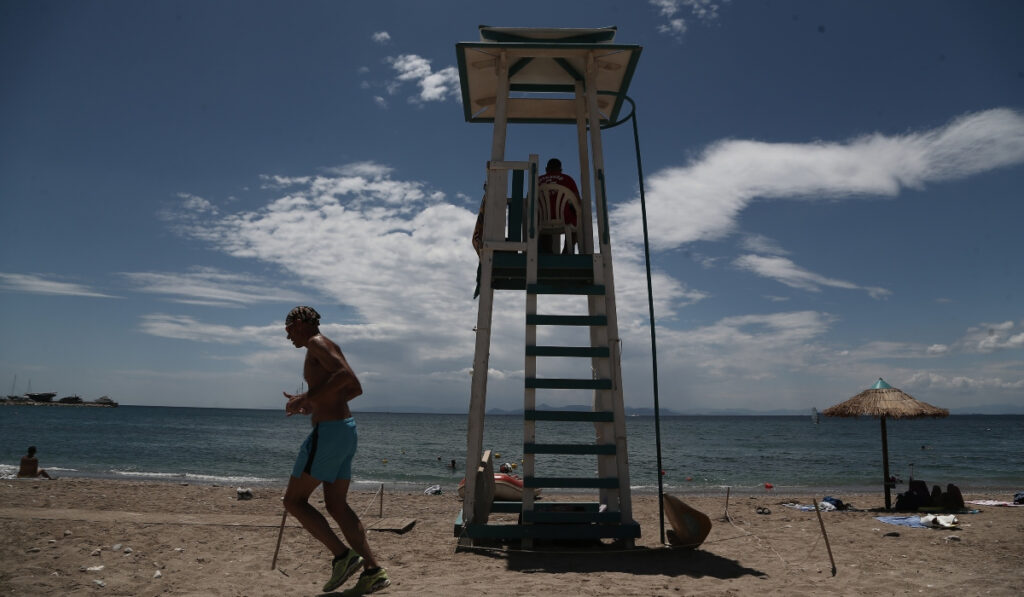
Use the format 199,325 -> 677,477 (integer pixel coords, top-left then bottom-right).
304,334 -> 356,423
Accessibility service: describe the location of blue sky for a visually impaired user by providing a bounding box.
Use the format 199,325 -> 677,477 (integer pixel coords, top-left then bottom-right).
1,0 -> 1022,414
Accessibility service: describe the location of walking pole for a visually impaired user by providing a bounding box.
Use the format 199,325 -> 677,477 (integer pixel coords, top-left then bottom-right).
812,498 -> 837,576
271,509 -> 288,570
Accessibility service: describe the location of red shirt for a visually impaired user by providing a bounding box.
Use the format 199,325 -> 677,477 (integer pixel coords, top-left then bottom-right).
538,172 -> 579,226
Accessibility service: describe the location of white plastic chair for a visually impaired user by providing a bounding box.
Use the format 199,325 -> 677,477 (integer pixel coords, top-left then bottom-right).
537,182 -> 581,254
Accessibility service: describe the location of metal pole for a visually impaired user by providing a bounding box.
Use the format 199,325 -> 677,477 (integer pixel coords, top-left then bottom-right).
813,497 -> 837,576
881,416 -> 892,510
271,509 -> 288,570
627,96 -> 666,545
600,93 -> 666,545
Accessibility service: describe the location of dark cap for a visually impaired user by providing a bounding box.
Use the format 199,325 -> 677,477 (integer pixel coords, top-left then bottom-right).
546,158 -> 562,171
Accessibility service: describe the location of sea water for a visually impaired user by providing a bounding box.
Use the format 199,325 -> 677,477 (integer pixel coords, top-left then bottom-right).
1,406 -> 1021,496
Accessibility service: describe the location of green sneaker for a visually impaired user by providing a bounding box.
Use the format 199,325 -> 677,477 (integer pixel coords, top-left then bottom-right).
340,567 -> 390,596
322,550 -> 364,592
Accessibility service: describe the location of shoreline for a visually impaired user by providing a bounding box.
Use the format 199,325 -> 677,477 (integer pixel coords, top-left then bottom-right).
4,466 -> 1019,499
2,477 -> 1021,595
4,469 -> 1020,500
0,401 -> 117,408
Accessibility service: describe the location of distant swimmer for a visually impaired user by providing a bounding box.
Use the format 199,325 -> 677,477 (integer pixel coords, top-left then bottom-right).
17,446 -> 52,479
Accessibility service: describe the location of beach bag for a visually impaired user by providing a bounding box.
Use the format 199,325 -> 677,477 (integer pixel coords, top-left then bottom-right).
1014,491 -> 1024,505
822,496 -> 846,510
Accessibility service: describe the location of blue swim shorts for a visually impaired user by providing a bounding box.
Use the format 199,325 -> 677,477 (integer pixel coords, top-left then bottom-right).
291,418 -> 358,482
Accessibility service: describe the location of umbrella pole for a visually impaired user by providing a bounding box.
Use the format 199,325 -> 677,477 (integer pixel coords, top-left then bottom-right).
880,416 -> 892,510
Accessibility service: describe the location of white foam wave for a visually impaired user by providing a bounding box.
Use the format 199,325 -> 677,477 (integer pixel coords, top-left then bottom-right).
110,469 -> 273,484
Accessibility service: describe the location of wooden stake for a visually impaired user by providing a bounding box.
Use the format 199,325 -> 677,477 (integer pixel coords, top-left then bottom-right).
379,483 -> 384,518
813,497 -> 837,576
271,509 -> 288,570
722,486 -> 731,521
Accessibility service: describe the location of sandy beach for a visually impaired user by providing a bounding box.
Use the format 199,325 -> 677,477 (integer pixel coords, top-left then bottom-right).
1,479 -> 1021,596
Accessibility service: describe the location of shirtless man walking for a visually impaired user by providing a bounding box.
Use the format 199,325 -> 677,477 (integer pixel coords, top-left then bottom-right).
282,306 -> 390,595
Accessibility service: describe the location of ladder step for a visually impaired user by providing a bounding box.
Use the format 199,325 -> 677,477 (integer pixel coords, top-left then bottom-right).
525,377 -> 612,390
522,510 -> 623,524
528,283 -> 605,295
526,345 -> 610,358
492,252 -> 594,271
524,476 -> 620,489
527,314 -> 607,326
525,410 -> 614,422
524,443 -> 616,455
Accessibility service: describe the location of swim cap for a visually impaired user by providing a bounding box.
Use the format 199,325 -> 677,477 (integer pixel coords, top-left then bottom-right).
286,306 -> 321,326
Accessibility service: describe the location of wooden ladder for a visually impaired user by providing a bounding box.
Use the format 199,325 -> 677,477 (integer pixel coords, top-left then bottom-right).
459,155 -> 638,547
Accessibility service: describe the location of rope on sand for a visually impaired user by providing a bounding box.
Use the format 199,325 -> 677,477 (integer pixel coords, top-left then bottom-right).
358,484 -> 384,519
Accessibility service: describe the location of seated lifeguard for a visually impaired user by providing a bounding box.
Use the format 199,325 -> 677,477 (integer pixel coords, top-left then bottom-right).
538,158 -> 580,254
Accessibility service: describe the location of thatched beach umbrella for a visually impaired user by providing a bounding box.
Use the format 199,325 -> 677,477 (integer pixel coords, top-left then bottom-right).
822,378 -> 949,510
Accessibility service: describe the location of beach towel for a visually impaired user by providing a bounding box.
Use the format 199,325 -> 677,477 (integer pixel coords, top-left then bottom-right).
966,500 -> 1024,507
782,503 -> 816,511
875,514 -> 959,529
876,515 -> 930,528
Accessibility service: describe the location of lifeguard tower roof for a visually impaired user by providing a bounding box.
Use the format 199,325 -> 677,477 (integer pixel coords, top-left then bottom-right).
456,26 -> 642,125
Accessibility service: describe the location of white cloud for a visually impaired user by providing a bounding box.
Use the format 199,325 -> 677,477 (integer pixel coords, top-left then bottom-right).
173,162 -> 481,364
905,370 -> 1024,392
650,0 -> 725,39
371,31 -> 391,44
177,192 -> 218,215
652,310 -> 836,383
161,142 -> 1022,411
840,320 -> 1024,360
956,321 -> 1024,353
740,234 -> 788,255
734,254 -> 891,299
612,109 -> 1024,252
658,19 -> 687,37
386,54 -> 460,103
122,268 -> 308,308
163,162 -> 712,408
139,314 -> 280,346
0,272 -> 117,298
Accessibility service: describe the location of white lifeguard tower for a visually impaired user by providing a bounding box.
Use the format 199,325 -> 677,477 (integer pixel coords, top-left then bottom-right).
455,26 -> 643,547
